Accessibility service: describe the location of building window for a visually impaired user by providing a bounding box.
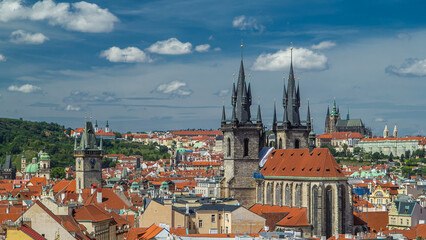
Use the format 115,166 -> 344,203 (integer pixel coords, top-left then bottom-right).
189,221 -> 191,230
219,214 -> 222,220
400,219 -> 403,225
227,138 -> 231,157
226,214 -> 229,222
211,215 -> 216,223
407,219 -> 409,226
199,220 -> 203,228
295,139 -> 300,149
244,138 -> 249,156
226,227 -> 229,233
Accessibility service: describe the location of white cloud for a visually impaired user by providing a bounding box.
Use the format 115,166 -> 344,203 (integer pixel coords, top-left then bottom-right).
0,54 -> 5,61
10,30 -> 49,44
232,15 -> 264,32
311,41 -> 336,50
100,47 -> 152,63
65,104 -> 80,111
386,58 -> 426,77
0,0 -> 118,33
147,38 -> 192,55
8,84 -> 41,93
155,81 -> 193,96
214,89 -> 230,97
375,118 -> 385,122
252,47 -> 328,71
213,47 -> 221,52
195,44 -> 210,53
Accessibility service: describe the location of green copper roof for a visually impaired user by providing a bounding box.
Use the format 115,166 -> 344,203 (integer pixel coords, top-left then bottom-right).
39,152 -> 50,160
24,162 -> 39,173
336,119 -> 363,127
176,147 -> 186,153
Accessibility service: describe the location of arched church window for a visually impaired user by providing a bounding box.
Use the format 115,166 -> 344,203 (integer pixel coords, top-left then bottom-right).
340,185 -> 347,233
312,186 -> 319,236
279,138 -> 282,149
325,186 -> 333,238
244,138 -> 249,157
285,184 -> 292,206
227,138 -> 231,157
257,182 -> 264,204
275,184 -> 282,206
295,184 -> 301,207
266,182 -> 272,205
295,139 -> 300,149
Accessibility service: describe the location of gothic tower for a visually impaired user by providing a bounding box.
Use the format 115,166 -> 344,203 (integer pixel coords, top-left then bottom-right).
75,120 -> 103,193
220,46 -> 265,207
21,151 -> 26,172
273,47 -> 311,149
325,99 -> 340,134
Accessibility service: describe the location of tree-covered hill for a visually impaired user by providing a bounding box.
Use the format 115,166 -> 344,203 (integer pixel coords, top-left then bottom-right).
0,118 -> 170,171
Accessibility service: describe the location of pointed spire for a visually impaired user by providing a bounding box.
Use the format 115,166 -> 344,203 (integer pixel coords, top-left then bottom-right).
393,125 -> 398,138
247,82 -> 252,105
306,99 -> 311,124
257,97 -> 262,124
326,105 -> 330,117
221,105 -> 226,124
347,108 -> 350,120
309,117 -> 316,153
232,82 -> 236,106
384,124 -> 389,138
273,99 -> 277,126
231,106 -> 237,123
282,76 -> 287,108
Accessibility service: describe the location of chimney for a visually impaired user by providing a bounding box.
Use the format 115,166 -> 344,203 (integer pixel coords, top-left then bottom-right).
91,184 -> 97,195
97,188 -> 102,204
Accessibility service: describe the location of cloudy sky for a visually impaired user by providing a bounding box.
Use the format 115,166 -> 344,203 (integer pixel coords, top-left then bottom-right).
1,0 -> 426,136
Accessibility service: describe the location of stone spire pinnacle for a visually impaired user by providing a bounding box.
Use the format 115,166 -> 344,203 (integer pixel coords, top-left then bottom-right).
79,119 -> 97,150
393,124 -> 398,138
326,105 -> 330,116
273,99 -> 277,126
257,97 -> 262,124
309,117 -> 316,152
306,99 -> 311,125
347,108 -> 350,120
282,43 -> 301,126
221,104 -> 226,124
234,45 -> 251,124
384,124 -> 389,138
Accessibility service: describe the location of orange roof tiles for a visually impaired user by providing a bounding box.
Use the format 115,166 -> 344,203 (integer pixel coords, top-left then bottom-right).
260,148 -> 345,178
356,211 -> 388,233
73,204 -> 112,222
172,130 -> 222,136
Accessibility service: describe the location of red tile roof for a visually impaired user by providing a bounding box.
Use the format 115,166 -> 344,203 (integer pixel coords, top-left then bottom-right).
20,224 -> 47,240
275,208 -> 309,227
73,204 -> 112,222
355,211 -> 388,233
260,148 -> 345,178
172,130 -> 222,136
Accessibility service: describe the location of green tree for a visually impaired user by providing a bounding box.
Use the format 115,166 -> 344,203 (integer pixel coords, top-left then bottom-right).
51,167 -> 65,179
342,144 -> 348,157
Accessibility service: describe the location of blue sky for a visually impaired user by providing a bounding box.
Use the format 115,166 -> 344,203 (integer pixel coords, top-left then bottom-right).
1,0 -> 426,136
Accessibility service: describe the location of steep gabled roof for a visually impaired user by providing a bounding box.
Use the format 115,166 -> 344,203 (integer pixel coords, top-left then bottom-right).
73,204 -> 112,222
275,208 -> 309,227
20,224 -> 47,240
260,148 -> 345,179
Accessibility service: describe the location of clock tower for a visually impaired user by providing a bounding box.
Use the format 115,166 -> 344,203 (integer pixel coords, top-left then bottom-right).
75,119 -> 103,193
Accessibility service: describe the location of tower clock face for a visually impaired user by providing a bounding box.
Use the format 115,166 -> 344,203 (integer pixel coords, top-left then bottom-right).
90,158 -> 96,167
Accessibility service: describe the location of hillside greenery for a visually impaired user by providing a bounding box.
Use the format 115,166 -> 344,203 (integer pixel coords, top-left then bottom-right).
0,118 -> 170,171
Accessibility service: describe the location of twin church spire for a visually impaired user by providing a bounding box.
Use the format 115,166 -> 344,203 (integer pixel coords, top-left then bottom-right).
222,45 -> 262,126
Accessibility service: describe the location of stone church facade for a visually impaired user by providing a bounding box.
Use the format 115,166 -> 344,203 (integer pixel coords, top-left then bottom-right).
255,148 -> 353,238
219,50 -> 265,208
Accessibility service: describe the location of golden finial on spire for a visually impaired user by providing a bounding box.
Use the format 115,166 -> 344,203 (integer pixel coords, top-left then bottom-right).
290,41 -> 293,51
241,39 -> 244,60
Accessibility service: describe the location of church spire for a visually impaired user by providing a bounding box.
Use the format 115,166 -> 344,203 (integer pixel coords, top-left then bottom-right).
257,104 -> 262,124
393,124 -> 398,138
309,118 -> 316,153
284,43 -> 301,126
221,105 -> 226,124
273,99 -> 277,126
234,43 -> 251,124
347,108 -> 350,120
306,99 -> 311,126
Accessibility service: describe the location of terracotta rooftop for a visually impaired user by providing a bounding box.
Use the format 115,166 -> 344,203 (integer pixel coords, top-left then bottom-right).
260,148 -> 345,178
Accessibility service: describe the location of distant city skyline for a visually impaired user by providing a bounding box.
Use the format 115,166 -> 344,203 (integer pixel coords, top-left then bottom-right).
1,0 -> 426,136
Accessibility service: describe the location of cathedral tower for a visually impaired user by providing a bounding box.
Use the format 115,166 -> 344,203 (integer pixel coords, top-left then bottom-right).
75,119 -> 103,193
383,124 -> 389,138
325,99 -> 340,134
273,47 -> 311,149
220,46 -> 265,207
21,151 -> 26,172
393,124 -> 398,138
